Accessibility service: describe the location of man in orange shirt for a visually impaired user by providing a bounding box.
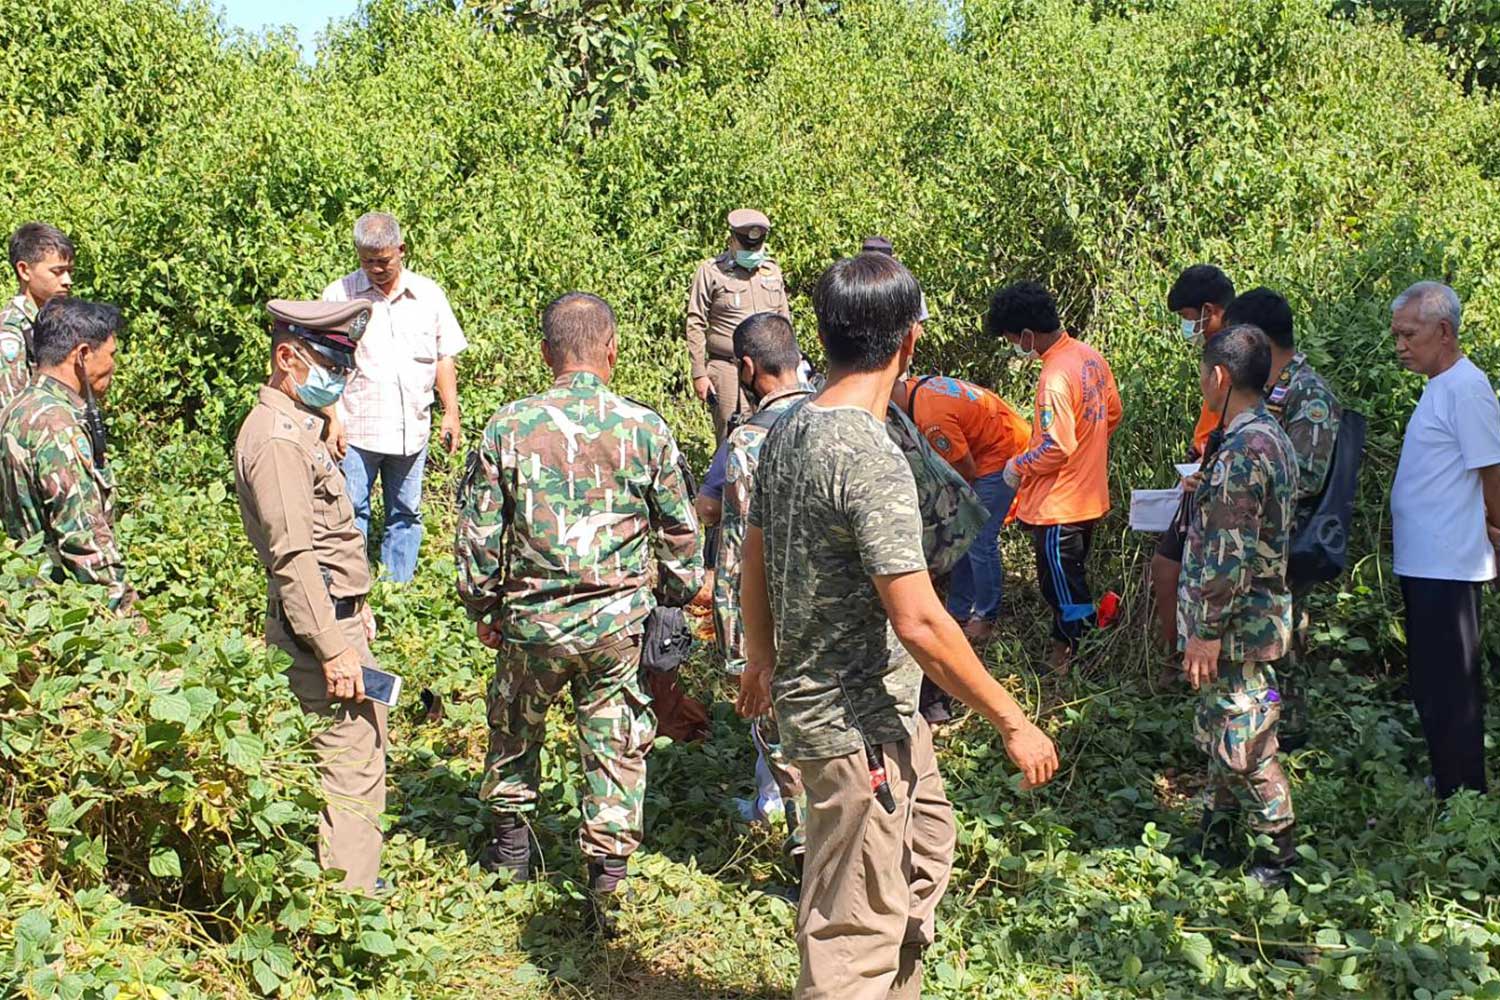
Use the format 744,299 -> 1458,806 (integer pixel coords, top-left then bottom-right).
988,282 -> 1122,672
1154,265 -> 1235,661
891,374 -> 1031,642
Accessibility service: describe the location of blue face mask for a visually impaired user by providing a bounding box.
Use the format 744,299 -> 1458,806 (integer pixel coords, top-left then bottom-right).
735,248 -> 768,271
294,350 -> 348,408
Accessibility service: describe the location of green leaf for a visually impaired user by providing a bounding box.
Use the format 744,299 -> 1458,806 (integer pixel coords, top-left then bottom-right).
149,691 -> 191,723
1179,932 -> 1213,974
225,733 -> 265,772
358,930 -> 397,956
251,957 -> 281,994
149,846 -> 183,878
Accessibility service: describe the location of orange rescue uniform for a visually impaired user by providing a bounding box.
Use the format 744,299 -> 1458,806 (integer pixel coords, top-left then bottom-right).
901,375 -> 1031,479
1013,332 -> 1123,526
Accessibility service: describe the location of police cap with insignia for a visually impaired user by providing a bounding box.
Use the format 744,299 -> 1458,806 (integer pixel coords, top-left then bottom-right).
266,298 -> 371,370
727,208 -> 771,247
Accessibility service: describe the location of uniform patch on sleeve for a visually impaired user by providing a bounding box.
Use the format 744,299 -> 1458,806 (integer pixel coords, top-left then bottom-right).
1303,399 -> 1330,424
0,333 -> 20,362
930,432 -> 952,453
1210,457 -> 1228,488
1040,404 -> 1055,431
72,431 -> 92,462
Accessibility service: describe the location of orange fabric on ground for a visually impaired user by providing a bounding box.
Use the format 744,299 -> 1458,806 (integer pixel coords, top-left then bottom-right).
901,376 -> 1031,478
1013,333 -> 1122,526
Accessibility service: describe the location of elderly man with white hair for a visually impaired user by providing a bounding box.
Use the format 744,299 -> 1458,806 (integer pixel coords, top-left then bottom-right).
1390,280 -> 1500,798
322,212 -> 466,583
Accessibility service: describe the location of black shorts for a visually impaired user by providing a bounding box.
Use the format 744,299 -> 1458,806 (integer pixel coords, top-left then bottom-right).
1154,494 -> 1191,563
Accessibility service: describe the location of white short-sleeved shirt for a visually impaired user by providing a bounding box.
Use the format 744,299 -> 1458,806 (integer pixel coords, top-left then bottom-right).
1391,356 -> 1500,582
323,268 -> 467,456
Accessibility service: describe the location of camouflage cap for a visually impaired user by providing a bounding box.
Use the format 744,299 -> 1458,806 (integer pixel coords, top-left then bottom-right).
727,208 -> 770,245
266,298 -> 371,369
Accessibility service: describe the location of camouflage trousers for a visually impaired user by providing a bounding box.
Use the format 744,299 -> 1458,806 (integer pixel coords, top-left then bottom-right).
1193,662 -> 1295,835
482,633 -> 655,860
751,712 -> 807,856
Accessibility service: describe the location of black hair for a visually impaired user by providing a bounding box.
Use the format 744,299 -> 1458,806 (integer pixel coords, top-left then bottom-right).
732,312 -> 801,375
32,298 -> 120,368
1223,287 -> 1294,350
1202,323 -> 1272,392
1167,264 -> 1235,312
983,281 -> 1061,338
542,292 -> 616,363
811,253 -> 921,372
9,222 -> 75,270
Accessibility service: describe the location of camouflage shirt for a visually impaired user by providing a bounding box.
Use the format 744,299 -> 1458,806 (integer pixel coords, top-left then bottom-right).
749,402 -> 928,761
1265,352 -> 1340,523
0,375 -> 134,610
0,295 -> 37,410
1178,403 -> 1297,662
455,371 -> 704,652
715,384 -> 814,674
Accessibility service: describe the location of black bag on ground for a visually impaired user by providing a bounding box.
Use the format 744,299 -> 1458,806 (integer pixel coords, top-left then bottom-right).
1289,409 -> 1366,586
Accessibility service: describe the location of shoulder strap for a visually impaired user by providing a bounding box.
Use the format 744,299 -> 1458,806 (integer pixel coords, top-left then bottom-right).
745,389 -> 815,432
905,375 -> 940,423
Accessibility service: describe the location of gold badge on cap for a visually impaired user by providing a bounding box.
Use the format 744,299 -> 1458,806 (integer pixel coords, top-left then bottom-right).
350,311 -> 369,339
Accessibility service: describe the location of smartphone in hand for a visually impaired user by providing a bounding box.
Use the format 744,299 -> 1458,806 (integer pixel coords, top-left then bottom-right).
361,665 -> 403,707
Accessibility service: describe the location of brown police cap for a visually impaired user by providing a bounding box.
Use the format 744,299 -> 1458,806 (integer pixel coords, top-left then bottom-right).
727,208 -> 771,244
266,298 -> 372,368
861,234 -> 894,254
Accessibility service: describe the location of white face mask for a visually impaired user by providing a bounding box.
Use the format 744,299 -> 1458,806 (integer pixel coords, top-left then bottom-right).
1181,316 -> 1201,339
1012,330 -> 1040,360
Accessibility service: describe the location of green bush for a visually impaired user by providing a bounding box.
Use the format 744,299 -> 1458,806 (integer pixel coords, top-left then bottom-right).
5,0 -> 1500,995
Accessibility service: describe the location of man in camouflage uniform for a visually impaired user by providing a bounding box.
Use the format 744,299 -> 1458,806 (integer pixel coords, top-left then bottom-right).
1,223 -> 75,409
0,297 -> 134,612
455,292 -> 703,920
685,209 -> 793,442
715,313 -> 815,855
1223,289 -> 1342,748
1177,324 -> 1300,887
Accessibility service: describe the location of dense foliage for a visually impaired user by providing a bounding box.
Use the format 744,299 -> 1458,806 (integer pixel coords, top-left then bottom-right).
4,0 -> 1500,996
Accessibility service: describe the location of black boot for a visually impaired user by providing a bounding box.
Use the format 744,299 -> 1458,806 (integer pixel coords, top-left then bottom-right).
1246,825 -> 1298,888
586,855 -> 630,937
479,813 -> 532,884
1186,808 -> 1238,866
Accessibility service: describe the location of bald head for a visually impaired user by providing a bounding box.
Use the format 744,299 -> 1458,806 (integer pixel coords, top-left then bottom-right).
542,292 -> 618,372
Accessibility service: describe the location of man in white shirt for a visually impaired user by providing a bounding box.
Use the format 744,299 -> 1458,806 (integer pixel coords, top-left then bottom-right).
1390,281 -> 1500,798
323,213 -> 467,583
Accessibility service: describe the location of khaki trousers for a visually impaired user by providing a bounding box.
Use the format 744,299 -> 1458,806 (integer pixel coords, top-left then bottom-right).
795,716 -> 955,1000
707,357 -> 751,443
268,614 -> 389,890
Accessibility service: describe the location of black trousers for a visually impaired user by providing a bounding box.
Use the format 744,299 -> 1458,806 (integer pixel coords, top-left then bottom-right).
1400,576 -> 1487,797
1028,521 -> 1097,646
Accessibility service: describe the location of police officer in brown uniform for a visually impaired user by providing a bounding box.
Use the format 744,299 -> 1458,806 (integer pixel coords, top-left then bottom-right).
685,209 -> 793,441
233,298 -> 388,891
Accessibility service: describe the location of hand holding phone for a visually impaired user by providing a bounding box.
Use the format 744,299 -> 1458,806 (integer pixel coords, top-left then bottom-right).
360,665 -> 403,707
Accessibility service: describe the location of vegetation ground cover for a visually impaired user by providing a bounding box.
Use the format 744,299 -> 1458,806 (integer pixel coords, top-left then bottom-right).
5,0 -> 1500,996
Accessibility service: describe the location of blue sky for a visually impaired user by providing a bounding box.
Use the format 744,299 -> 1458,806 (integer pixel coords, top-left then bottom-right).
217,0 -> 361,58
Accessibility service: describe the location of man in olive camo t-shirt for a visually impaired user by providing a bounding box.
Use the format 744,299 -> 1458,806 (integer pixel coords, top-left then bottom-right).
737,253 -> 1059,1000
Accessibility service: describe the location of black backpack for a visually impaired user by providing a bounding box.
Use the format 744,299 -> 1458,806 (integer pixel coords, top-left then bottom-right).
1289,410 -> 1366,586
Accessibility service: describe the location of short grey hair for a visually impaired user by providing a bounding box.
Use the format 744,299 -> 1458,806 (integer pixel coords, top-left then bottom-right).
1392,280 -> 1462,334
353,212 -> 402,252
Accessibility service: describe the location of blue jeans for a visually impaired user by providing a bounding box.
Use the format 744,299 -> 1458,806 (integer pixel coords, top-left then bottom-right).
343,445 -> 428,583
946,471 -> 1016,623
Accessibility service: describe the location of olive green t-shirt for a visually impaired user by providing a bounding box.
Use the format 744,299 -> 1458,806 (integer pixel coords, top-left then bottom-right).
748,401 -> 927,760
